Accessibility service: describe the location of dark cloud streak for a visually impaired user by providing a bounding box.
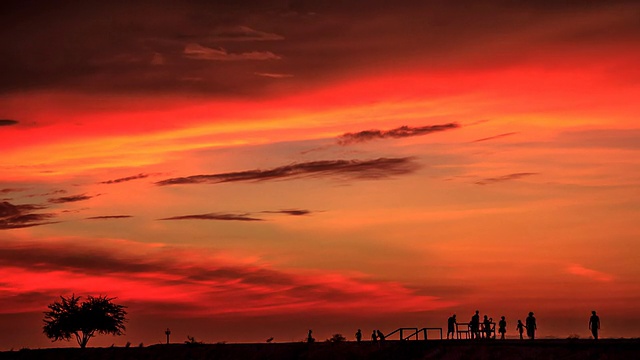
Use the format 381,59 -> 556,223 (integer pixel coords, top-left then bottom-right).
0,201 -> 57,229
159,213 -> 264,221
471,132 -> 518,143
86,215 -> 133,220
0,188 -> 26,194
475,172 -> 537,185
156,157 -> 419,186
48,194 -> 94,204
338,124 -> 460,145
0,119 -> 19,126
100,173 -> 150,184
262,209 -> 312,216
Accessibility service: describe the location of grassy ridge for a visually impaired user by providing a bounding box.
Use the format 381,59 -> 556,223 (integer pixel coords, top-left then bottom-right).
2,339 -> 640,360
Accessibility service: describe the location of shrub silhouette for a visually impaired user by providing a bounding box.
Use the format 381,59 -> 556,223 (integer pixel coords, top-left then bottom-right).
43,294 -> 127,348
327,334 -> 347,343
185,335 -> 204,346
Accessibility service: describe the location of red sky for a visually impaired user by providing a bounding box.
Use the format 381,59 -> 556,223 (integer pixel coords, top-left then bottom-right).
1,0 -> 640,349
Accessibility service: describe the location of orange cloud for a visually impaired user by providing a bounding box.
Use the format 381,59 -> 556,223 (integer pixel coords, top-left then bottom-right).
566,264 -> 614,282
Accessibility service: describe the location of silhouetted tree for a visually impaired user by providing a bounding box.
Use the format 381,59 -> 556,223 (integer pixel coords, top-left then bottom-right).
43,294 -> 127,348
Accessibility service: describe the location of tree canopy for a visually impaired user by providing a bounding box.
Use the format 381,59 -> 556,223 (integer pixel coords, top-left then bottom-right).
43,294 -> 127,348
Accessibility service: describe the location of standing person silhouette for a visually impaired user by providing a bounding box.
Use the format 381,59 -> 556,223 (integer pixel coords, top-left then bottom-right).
307,330 -> 315,343
355,329 -> 362,342
371,330 -> 378,343
589,311 -> 600,340
516,320 -> 525,339
498,316 -> 507,340
470,310 -> 480,339
447,314 -> 457,339
482,315 -> 492,339
525,312 -> 537,340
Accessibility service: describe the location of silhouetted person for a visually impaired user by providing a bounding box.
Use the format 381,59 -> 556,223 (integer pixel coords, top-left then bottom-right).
498,316 -> 507,340
377,330 -> 385,342
355,329 -> 362,342
589,311 -> 600,340
470,310 -> 480,339
526,312 -> 536,340
307,330 -> 315,343
482,315 -> 492,339
371,330 -> 378,343
447,314 -> 457,339
516,320 -> 525,339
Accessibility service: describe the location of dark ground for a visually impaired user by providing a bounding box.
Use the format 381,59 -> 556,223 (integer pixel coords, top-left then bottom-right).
2,339 -> 640,360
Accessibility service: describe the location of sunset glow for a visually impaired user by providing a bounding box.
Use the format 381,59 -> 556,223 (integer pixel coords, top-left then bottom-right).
1,1 -> 639,349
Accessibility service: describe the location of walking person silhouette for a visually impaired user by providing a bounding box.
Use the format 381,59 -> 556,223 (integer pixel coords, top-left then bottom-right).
498,316 -> 507,340
525,312 -> 536,340
589,311 -> 600,340
516,320 -> 525,339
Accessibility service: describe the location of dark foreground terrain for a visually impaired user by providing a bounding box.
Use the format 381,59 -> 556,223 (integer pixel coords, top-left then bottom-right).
2,339 -> 640,360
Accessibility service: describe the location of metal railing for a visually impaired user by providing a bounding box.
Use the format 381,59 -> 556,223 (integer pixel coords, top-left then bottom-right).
384,328 -> 418,340
385,327 -> 443,341
404,327 -> 443,340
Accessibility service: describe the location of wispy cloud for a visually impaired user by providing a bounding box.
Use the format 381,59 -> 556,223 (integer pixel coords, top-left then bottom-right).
48,194 -> 94,204
254,72 -> 294,78
184,43 -> 281,61
338,123 -> 460,145
208,26 -> 284,41
159,213 -> 264,221
86,215 -> 133,220
0,201 -> 57,229
474,172 -> 537,185
471,132 -> 518,143
156,157 -> 419,186
0,188 -> 27,194
262,209 -> 312,216
0,119 -> 19,126
100,173 -> 150,184
567,264 -> 614,282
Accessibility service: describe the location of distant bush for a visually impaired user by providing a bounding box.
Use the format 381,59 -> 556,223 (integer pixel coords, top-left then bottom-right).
567,334 -> 580,340
185,335 -> 204,346
327,334 -> 347,343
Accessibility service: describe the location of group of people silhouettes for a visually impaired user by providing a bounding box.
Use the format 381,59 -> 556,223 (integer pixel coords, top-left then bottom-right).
307,310 -> 600,344
447,311 -> 538,340
353,329 -> 386,343
447,310 -> 600,340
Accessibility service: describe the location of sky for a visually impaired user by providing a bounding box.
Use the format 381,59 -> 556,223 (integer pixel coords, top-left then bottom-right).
1,0 -> 640,349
